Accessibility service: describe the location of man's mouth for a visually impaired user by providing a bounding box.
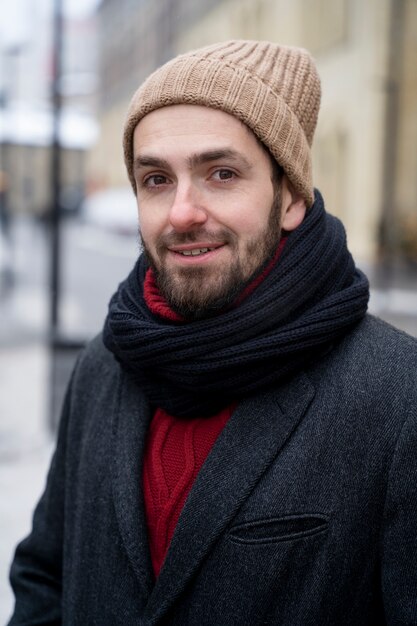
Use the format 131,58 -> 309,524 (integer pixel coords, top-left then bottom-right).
176,247 -> 217,257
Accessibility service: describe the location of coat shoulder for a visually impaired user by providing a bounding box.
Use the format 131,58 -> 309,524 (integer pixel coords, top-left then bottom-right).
339,314 -> 417,371
307,314 -> 417,428
74,332 -> 117,378
355,313 -> 417,348
65,333 -> 121,414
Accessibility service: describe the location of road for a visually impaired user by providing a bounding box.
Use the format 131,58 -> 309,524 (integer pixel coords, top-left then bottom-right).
61,220 -> 141,337
1,215 -> 140,342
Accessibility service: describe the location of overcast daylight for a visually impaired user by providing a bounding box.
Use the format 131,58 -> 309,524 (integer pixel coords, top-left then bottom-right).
1,1 -> 416,623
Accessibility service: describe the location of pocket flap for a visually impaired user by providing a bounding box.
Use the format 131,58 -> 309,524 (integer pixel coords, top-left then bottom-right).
228,513 -> 329,544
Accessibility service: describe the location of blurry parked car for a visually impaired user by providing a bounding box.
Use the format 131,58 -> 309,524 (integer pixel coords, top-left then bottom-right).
80,187 -> 139,236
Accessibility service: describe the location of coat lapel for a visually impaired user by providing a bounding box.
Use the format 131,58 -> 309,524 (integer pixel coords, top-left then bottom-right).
144,372 -> 315,624
111,372 -> 154,599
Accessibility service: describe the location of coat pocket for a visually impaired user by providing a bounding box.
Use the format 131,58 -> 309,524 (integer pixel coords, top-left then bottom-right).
228,513 -> 329,545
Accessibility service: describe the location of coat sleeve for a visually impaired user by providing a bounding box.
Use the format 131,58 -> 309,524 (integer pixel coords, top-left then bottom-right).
381,409 -> 417,624
7,377 -> 74,625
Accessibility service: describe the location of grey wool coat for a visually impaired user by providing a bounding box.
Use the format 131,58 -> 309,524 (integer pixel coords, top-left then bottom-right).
8,315 -> 417,625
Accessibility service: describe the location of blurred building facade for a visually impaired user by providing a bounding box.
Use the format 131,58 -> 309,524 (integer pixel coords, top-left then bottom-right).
0,4 -> 98,217
89,0 -> 417,262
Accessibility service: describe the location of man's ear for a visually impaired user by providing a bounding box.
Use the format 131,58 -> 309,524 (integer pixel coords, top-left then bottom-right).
280,176 -> 307,232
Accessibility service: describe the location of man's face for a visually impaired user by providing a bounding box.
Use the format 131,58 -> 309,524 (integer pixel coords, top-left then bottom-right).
133,104 -> 282,319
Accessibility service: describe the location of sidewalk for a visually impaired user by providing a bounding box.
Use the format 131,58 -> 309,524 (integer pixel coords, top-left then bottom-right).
0,340 -> 54,624
0,223 -> 54,623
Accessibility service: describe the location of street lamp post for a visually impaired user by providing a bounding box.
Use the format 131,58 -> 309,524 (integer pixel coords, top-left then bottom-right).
49,0 -> 64,337
48,0 -> 88,433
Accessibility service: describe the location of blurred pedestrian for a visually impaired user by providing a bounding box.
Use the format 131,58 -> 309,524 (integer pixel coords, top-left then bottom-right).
8,41 -> 417,625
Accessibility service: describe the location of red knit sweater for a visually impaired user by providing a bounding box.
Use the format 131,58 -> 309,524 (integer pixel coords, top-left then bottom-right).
142,406 -> 233,577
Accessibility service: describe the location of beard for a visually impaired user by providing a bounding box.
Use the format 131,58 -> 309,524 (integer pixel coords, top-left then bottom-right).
141,190 -> 282,321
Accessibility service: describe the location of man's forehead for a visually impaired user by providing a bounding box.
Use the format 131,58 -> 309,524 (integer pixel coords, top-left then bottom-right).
133,104 -> 253,139
132,104 -> 262,162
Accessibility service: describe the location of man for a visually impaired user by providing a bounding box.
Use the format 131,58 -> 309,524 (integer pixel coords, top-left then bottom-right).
9,40 -> 417,625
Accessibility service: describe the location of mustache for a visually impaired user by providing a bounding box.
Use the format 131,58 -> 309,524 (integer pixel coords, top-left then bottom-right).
153,228 -> 236,250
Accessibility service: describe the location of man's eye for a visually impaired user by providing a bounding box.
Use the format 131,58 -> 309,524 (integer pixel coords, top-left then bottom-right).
212,169 -> 235,182
144,174 -> 168,187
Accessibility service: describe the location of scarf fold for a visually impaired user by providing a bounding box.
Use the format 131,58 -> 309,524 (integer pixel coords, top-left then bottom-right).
103,190 -> 369,418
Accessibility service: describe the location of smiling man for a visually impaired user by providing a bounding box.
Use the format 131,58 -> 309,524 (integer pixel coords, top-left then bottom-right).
8,41 -> 417,625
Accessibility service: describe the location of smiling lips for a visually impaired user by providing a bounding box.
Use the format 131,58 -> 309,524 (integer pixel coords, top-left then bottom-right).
176,247 -> 216,257
170,243 -> 224,258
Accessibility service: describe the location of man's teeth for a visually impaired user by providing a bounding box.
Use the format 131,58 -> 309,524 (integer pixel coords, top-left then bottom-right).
178,247 -> 215,256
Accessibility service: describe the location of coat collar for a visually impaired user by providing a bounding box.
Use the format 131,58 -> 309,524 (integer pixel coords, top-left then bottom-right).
111,373 -> 154,596
111,369 -> 315,623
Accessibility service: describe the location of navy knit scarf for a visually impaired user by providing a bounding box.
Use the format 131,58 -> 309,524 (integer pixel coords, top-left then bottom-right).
103,190 -> 369,418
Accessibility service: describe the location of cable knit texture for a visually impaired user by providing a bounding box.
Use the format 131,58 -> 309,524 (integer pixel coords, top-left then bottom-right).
103,190 -> 369,418
143,406 -> 233,577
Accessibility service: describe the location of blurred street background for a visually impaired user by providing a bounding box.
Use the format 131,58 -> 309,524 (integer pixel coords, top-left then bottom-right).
0,0 -> 416,622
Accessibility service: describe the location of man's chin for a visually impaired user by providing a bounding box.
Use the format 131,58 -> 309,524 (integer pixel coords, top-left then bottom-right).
159,274 -> 247,320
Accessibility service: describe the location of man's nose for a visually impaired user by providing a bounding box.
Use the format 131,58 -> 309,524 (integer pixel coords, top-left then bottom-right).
168,183 -> 207,232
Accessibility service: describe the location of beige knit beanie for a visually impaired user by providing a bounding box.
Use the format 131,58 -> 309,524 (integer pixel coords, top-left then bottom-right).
123,40 -> 321,207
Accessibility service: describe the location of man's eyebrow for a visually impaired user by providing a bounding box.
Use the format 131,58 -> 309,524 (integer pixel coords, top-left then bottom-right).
133,149 -> 252,172
134,155 -> 170,171
188,149 -> 252,169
